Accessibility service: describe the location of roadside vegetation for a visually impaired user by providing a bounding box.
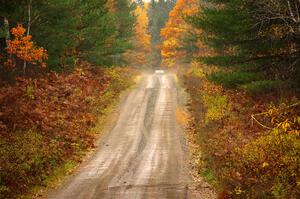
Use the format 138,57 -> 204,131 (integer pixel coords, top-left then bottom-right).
0,64 -> 136,198
1,0 -> 299,198
161,0 -> 300,198
184,63 -> 299,198
0,0 -> 147,198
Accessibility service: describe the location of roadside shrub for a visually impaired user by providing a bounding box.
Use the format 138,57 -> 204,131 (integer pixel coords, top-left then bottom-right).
184,63 -> 300,198
104,67 -> 135,92
207,71 -> 260,89
188,62 -> 206,78
0,64 -> 136,198
202,93 -> 231,124
228,130 -> 300,198
0,130 -> 54,198
242,80 -> 282,96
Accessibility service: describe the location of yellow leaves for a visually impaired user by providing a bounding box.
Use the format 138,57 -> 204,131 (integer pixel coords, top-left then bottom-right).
277,119 -> 292,132
295,116 -> 300,125
188,61 -> 205,77
234,186 -> 244,195
202,93 -> 231,124
24,85 -> 35,100
160,0 -> 201,64
161,59 -> 175,68
124,5 -> 151,65
176,107 -> 190,127
161,38 -> 180,58
106,0 -> 115,12
134,5 -> 151,51
253,101 -> 300,133
262,162 -> 269,168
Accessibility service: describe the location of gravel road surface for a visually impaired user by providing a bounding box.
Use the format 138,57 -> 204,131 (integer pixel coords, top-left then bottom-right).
48,73 -> 195,199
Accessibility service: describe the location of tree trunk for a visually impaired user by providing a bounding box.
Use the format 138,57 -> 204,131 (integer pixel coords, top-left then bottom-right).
24,0 -> 32,76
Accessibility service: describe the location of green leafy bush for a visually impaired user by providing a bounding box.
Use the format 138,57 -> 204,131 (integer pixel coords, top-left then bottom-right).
207,71 -> 260,89
242,80 -> 282,96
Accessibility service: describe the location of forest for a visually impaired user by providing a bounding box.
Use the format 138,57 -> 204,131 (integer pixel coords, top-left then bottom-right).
160,0 -> 299,198
0,0 -> 300,198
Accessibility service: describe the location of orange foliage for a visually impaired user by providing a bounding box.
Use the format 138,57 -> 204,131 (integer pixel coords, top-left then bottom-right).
106,0 -> 116,12
0,64 -> 136,197
134,5 -> 151,53
160,0 -> 202,66
5,24 -> 48,68
123,4 -> 151,66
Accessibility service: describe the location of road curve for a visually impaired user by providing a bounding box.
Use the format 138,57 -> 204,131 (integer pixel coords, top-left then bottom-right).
48,73 -> 193,199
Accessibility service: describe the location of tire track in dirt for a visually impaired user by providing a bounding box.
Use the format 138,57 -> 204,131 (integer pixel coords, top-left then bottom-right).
48,73 -> 196,199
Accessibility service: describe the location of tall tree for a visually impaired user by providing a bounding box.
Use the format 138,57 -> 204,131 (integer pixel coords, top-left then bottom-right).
75,0 -> 116,66
123,3 -> 151,67
31,0 -> 77,71
189,0 -> 300,83
160,0 -> 201,66
107,0 -> 136,65
148,0 -> 176,67
0,0 -> 136,72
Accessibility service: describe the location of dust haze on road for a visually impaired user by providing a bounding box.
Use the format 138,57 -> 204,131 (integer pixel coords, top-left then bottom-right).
48,73 -> 197,199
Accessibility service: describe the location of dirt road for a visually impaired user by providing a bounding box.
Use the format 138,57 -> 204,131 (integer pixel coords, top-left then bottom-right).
48,73 -> 194,199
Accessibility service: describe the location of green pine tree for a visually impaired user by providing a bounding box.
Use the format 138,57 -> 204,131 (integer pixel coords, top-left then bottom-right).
189,0 -> 300,86
0,0 -> 136,71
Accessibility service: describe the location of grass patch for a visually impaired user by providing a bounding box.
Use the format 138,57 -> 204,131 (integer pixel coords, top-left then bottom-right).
45,161 -> 77,186
201,169 -> 217,185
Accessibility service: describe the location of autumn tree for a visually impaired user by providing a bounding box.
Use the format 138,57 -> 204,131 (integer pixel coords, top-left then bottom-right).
123,4 -> 151,67
5,24 -> 48,73
134,5 -> 151,53
148,0 -> 176,67
0,0 -> 136,72
160,0 -> 201,67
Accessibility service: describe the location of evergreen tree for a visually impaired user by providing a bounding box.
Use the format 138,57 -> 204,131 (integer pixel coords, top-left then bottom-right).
75,0 -> 116,66
0,0 -> 136,72
108,0 -> 136,65
31,0 -> 77,71
190,0 -> 300,83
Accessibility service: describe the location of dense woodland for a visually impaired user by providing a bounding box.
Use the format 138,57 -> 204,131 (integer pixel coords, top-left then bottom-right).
0,0 -> 299,198
160,0 -> 300,198
0,0 -> 145,198
147,0 -> 176,66
0,0 -> 136,75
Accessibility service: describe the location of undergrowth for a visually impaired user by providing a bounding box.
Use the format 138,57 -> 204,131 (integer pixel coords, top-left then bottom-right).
242,80 -> 283,96
207,71 -> 261,89
183,63 -> 300,198
0,63 -> 137,198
